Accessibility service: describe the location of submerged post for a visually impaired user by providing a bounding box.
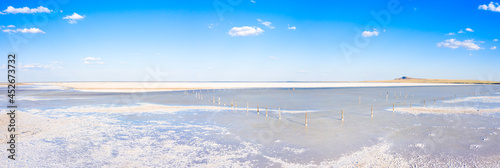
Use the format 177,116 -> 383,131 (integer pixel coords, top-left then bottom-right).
371,106 -> 374,117
257,106 -> 259,114
279,108 -> 281,120
410,101 -> 412,108
423,100 -> 425,107
247,102 -> 249,113
305,112 -> 308,127
266,106 -> 268,117
218,97 -> 221,105
341,109 -> 344,121
393,103 -> 395,112
359,96 -> 361,104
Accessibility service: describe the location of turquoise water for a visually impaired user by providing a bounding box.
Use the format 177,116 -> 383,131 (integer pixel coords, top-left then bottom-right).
2,84 -> 500,167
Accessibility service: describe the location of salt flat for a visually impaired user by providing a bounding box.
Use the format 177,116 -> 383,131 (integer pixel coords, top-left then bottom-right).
2,83 -> 499,167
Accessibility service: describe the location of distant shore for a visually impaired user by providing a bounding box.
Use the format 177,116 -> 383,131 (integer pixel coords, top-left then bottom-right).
366,78 -> 500,84
14,82 -> 475,92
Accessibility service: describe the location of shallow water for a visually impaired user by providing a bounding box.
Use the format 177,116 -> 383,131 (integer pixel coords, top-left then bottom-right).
2,84 -> 500,167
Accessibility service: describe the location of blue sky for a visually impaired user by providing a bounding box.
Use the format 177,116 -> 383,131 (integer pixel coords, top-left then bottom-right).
0,0 -> 499,82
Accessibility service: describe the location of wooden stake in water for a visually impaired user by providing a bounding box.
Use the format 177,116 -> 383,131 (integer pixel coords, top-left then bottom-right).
371,106 -> 374,117
231,100 -> 233,107
257,106 -> 259,114
423,100 -> 425,107
386,92 -> 389,100
305,112 -> 308,127
247,102 -> 249,113
393,103 -> 395,112
266,106 -> 268,117
341,109 -> 344,121
235,101 -> 237,108
218,97 -> 221,105
213,97 -> 215,103
279,108 -> 281,120
410,101 -> 412,108
434,98 -> 436,105
359,96 -> 361,104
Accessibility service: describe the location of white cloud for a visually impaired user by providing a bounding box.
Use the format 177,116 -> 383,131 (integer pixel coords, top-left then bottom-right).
494,39 -> 498,41
1,6 -> 52,14
491,46 -> 497,50
2,28 -> 45,34
288,25 -> 296,30
208,23 -> 217,29
228,26 -> 264,36
362,29 -> 379,37
83,57 -> 104,64
83,57 -> 101,61
257,19 -> 275,29
7,25 -> 15,28
465,28 -> 474,32
19,63 -> 63,71
50,61 -> 63,64
437,39 -> 481,50
63,13 -> 85,24
458,29 -> 465,34
479,2 -> 500,12
250,0 -> 256,3
446,32 -> 456,36
269,56 -> 278,59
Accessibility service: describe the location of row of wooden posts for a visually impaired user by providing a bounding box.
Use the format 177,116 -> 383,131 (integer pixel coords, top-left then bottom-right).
186,90 -> 285,120
186,89 -> 482,127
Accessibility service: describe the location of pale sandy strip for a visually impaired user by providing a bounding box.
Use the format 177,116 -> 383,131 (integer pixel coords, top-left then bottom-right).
29,103 -> 314,114
31,82 -> 468,93
393,107 -> 500,115
443,96 -> 500,103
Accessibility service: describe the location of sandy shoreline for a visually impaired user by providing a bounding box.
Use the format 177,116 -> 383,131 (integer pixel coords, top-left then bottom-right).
27,82 -> 472,92
393,107 -> 500,115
